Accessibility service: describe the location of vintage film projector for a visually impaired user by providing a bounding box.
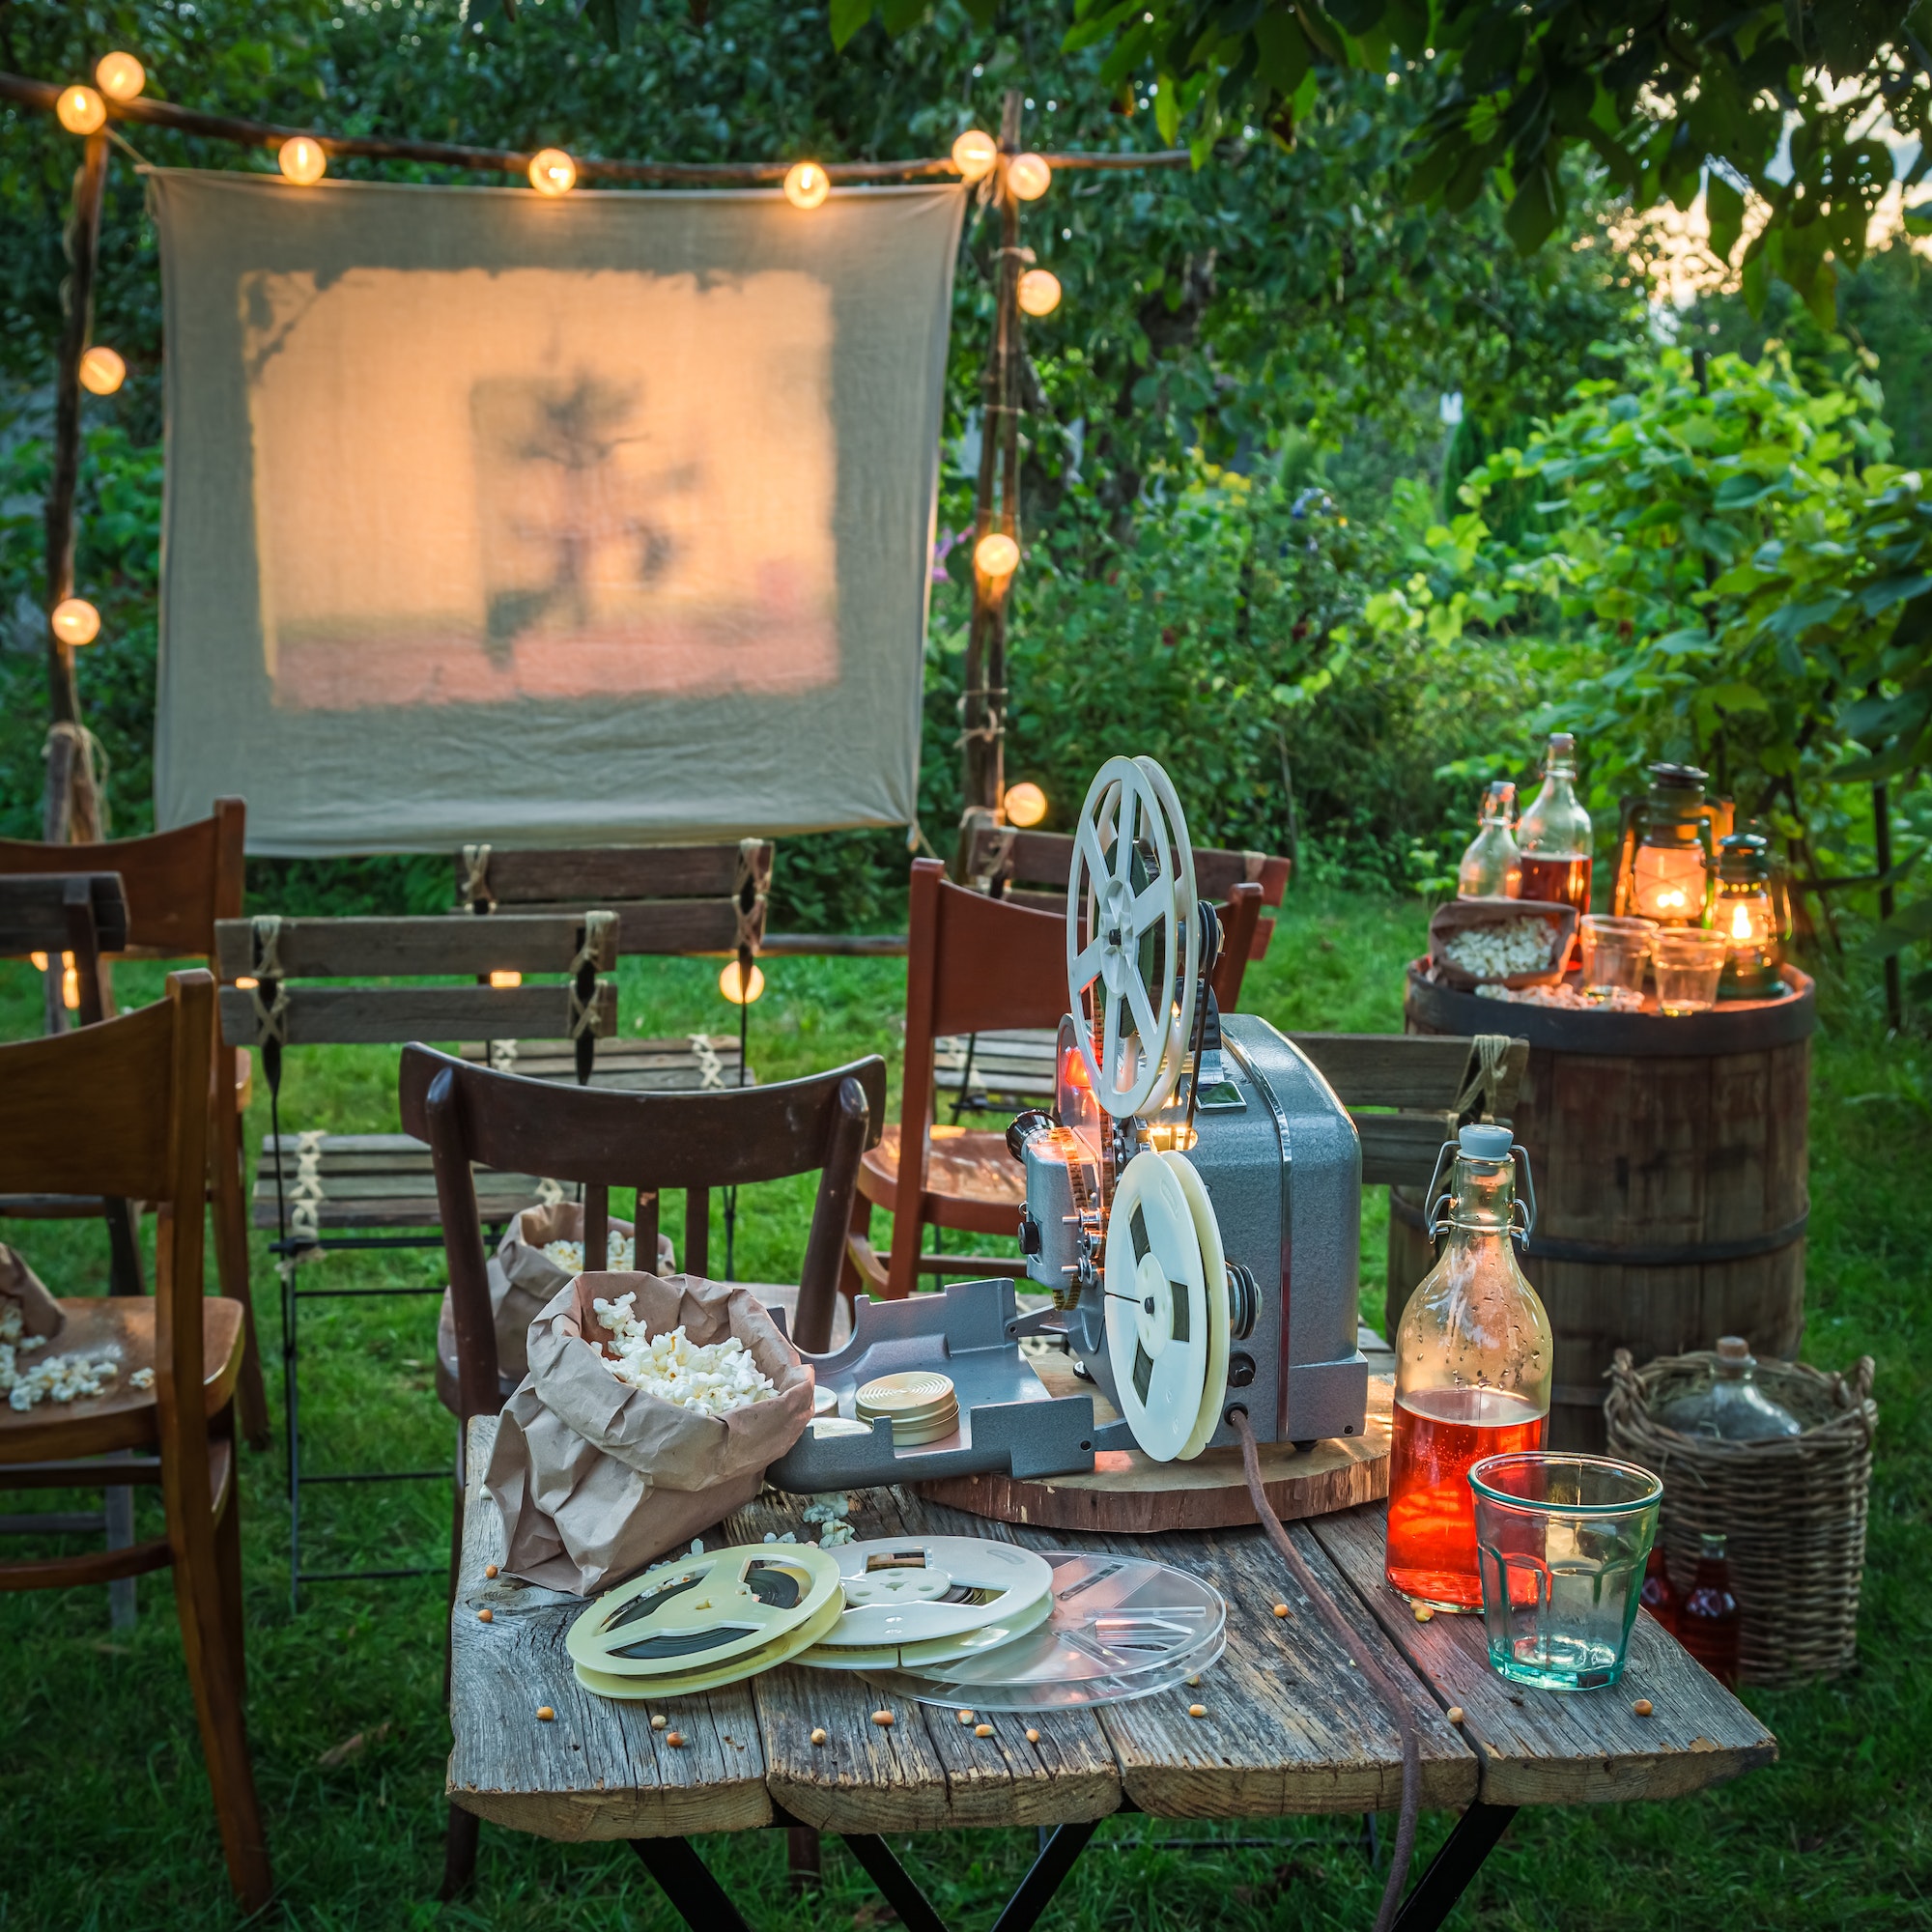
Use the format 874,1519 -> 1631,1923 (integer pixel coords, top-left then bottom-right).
770,754 -> 1368,1493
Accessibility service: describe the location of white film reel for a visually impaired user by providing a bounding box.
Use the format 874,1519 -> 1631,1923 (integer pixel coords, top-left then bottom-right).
797,1536 -> 1052,1669
1104,1150 -> 1222,1462
1066,755 -> 1200,1120
1169,1151 -> 1232,1460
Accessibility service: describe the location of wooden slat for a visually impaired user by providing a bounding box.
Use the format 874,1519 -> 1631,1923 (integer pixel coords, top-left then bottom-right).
1095,1523 -> 1476,1816
1306,1505 -> 1778,1807
213,914 -> 614,980
0,871 -> 131,955
219,980 -> 616,1048
1289,1034 -> 1485,1111
456,1037 -> 752,1093
1356,1112 -> 1459,1188
483,900 -> 752,956
739,1490 -> 1122,1832
970,828 -> 1290,907
461,843 -> 770,906
250,1132 -> 554,1230
450,1421 -> 773,1841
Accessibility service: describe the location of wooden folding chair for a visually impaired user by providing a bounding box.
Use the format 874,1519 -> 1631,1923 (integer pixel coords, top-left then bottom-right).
0,971 -> 270,1911
213,911 -> 619,1599
0,803 -> 266,1445
397,1040 -> 885,1899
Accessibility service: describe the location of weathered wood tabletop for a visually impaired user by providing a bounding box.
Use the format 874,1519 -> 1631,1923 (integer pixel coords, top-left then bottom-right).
449,1415 -> 1775,1846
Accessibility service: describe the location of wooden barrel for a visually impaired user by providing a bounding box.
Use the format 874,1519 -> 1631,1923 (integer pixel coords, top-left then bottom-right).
1390,965 -> 1815,1451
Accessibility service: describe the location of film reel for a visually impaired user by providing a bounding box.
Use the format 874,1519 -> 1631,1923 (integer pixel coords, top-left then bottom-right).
566,1542 -> 843,1696
1066,755 -> 1200,1120
1103,1151 -> 1213,1463
1168,1151 -> 1232,1460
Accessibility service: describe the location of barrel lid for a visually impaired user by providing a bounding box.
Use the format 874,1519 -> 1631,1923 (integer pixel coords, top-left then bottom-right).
1458,1124 -> 1514,1159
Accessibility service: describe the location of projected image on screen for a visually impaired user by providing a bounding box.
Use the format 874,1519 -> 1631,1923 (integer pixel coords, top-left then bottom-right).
239,266 -> 838,712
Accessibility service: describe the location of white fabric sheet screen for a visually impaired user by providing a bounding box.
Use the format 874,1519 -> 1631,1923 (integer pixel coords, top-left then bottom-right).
149,170 -> 963,855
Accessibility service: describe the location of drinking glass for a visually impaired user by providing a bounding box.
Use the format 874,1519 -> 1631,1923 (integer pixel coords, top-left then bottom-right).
1577,915 -> 1655,1003
1468,1452 -> 1662,1690
1651,928 -> 1728,1016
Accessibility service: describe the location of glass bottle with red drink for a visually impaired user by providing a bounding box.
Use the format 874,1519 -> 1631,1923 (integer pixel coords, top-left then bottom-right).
1678,1531 -> 1742,1686
1517,732 -> 1593,923
1640,1546 -> 1681,1635
1385,1123 -> 1553,1611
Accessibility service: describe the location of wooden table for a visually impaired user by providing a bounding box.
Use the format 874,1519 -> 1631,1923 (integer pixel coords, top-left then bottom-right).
451,1417 -> 1775,1932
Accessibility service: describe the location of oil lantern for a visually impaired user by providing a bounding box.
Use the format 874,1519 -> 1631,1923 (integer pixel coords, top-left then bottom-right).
1612,763 -> 1717,926
1714,834 -> 1787,999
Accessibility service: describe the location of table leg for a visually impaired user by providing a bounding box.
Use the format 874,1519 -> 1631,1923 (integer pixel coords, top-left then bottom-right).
1390,1803 -> 1517,1931
630,1837 -> 754,1932
838,1835 -> 949,1932
990,1820 -> 1102,1932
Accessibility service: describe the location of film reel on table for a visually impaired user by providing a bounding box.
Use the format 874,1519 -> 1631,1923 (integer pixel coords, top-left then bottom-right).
1065,755 -> 1200,1122
796,1536 -> 1054,1670
567,1542 -> 844,1698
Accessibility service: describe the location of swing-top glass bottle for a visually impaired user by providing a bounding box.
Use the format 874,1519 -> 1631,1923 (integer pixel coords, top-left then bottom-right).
1385,1123 -> 1553,1611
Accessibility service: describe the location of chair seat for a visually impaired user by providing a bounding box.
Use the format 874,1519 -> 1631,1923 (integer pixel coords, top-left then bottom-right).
858,1124 -> 1024,1236
433,1279 -> 851,1414
0,1296 -> 247,1460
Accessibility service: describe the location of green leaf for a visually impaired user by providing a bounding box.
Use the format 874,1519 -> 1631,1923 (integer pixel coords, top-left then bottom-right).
1859,573 -> 1932,617
828,0 -> 876,49
1253,12 -> 1313,96
1503,158 -> 1564,253
1706,171 -> 1746,265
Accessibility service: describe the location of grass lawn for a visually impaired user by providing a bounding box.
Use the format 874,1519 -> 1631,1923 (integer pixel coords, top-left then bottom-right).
0,886 -> 1926,1930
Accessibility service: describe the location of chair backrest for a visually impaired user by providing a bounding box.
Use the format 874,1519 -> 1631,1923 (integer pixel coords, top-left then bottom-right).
0,800 -> 244,961
213,915 -> 619,1070
397,1044 -> 888,1406
0,872 -> 131,1027
0,973 -> 214,1445
962,810 -> 1290,982
453,841 -> 772,959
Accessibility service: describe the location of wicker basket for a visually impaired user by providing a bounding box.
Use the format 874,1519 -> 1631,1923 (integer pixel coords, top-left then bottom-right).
1605,1347 -> 1876,1687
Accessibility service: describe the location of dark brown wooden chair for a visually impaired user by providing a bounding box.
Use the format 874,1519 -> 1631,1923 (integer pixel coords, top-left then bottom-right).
397,1039 -> 884,1900
0,971 -> 270,1912
213,911 -> 620,1600
0,803 -> 265,1444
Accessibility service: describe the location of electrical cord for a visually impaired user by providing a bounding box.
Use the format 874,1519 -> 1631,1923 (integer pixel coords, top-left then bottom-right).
1230,1408 -> 1420,1932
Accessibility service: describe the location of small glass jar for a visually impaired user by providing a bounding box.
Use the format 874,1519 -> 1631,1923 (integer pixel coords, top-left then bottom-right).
1577,914 -> 1655,1003
1651,928 -> 1728,1016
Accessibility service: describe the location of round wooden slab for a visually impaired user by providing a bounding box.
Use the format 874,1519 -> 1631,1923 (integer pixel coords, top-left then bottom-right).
917,1358 -> 1392,1535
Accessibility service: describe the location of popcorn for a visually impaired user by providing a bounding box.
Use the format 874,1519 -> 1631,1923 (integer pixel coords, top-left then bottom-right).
130,1367 -> 155,1391
1476,981 -> 1644,1012
544,1231 -> 637,1276
802,1492 -> 858,1547
1,1341 -> 122,1411
1442,920 -> 1556,980
590,1294 -> 779,1416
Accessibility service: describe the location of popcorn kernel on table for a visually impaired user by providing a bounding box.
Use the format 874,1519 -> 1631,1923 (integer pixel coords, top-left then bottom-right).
1187,1703 -> 1208,1719
810,1728 -> 827,1746
974,1724 -> 993,1738
1412,1605 -> 1434,1623
1272,1603 -> 1289,1619
871,1710 -> 894,1727
1445,1706 -> 1464,1725
484,1563 -> 499,1578
650,1715 -> 667,1730
666,1731 -> 685,1747
1633,1699 -> 1654,1718
1024,1728 -> 1040,1744
477,1607 -> 493,1623
536,1706 -> 554,1722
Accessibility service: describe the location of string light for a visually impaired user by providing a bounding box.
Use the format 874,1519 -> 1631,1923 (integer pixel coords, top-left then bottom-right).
488,970 -> 523,988
719,959 -> 766,1006
952,129 -> 998,181
1003,781 -> 1048,828
975,531 -> 1020,578
783,160 -> 830,209
51,597 -> 100,646
278,135 -> 327,185
78,346 -> 127,395
95,53 -> 146,101
30,952 -> 81,1010
1007,152 -> 1051,200
527,148 -> 576,195
1017,269 -> 1062,317
56,86 -> 106,135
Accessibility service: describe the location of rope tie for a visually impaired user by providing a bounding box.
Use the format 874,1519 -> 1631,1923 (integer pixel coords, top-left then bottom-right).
569,910 -> 616,976
535,1178 -> 565,1208
489,1038 -> 518,1073
1455,1033 -> 1514,1121
249,914 -> 291,1044
565,911 -> 617,1039
688,1033 -> 725,1092
733,839 -> 767,957
461,843 -> 495,911
288,1128 -> 327,1246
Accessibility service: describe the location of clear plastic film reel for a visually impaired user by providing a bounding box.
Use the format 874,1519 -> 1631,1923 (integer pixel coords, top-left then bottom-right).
1066,755 -> 1200,1120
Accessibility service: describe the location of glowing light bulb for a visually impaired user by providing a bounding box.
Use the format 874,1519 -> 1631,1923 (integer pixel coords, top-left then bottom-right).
975,531 -> 1020,579
952,129 -> 998,181
95,52 -> 146,101
527,148 -> 576,195
56,86 -> 106,135
51,597 -> 100,646
278,135 -> 327,185
783,160 -> 830,209
1016,269 -> 1062,317
719,958 -> 766,1006
1003,781 -> 1048,828
488,970 -> 523,988
63,956 -> 80,1011
1007,152 -> 1051,200
78,345 -> 127,395
29,952 -> 48,973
